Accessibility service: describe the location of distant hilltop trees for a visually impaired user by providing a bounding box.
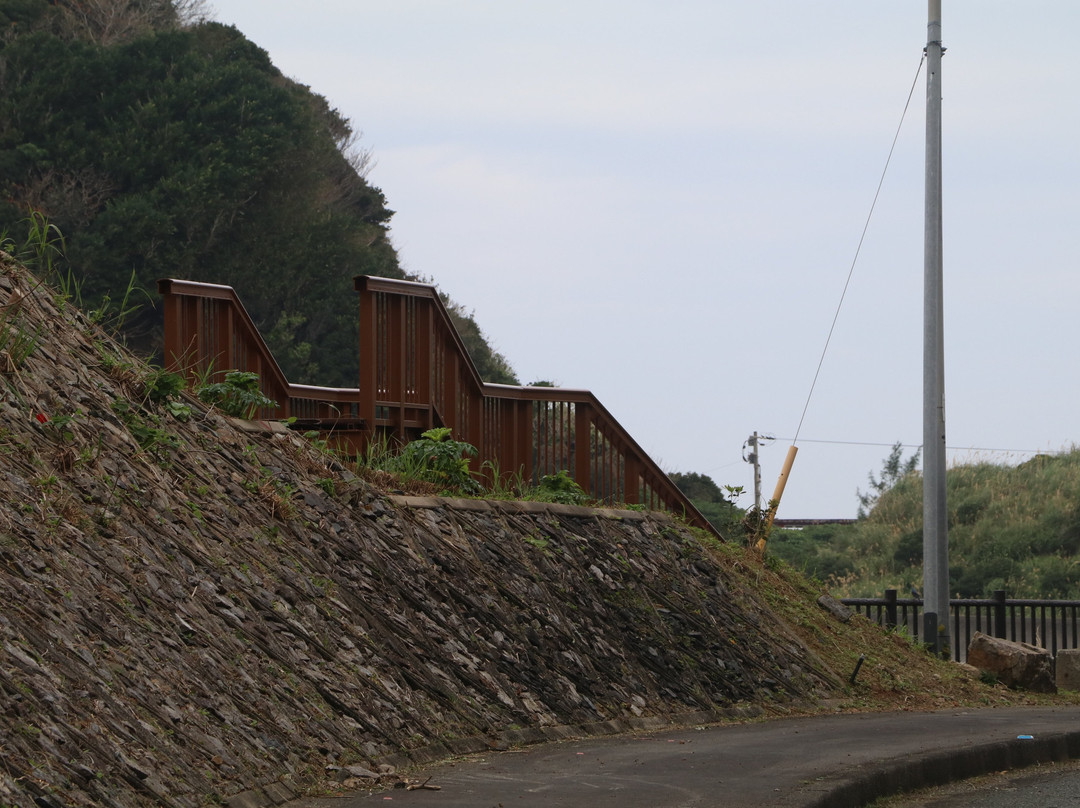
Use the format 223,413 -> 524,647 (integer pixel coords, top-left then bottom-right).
0,0 -> 516,386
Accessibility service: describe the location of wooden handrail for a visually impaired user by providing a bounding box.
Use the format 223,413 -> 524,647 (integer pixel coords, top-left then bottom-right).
157,278 -> 363,430
158,276 -> 720,537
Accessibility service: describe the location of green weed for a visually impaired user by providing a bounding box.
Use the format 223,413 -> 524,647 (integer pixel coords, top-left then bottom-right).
37,411 -> 80,444
524,534 -> 551,554
197,370 -> 277,419
88,268 -> 150,336
13,209 -> 66,281
535,469 -> 589,505
110,398 -> 181,459
384,427 -> 481,495
0,310 -> 41,370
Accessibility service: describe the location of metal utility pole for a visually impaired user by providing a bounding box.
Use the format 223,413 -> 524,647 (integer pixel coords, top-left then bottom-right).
923,0 -> 950,658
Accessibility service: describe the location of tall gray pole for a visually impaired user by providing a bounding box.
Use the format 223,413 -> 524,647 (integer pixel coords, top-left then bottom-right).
923,0 -> 950,657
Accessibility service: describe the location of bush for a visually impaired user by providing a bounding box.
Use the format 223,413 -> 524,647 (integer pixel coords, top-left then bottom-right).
196,370 -> 276,419
536,470 -> 589,505
388,427 -> 481,495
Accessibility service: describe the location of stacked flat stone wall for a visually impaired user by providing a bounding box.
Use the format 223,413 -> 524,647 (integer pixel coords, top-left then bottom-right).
0,258 -> 836,807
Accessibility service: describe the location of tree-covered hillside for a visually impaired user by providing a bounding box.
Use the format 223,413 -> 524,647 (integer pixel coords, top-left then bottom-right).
0,0 -> 516,386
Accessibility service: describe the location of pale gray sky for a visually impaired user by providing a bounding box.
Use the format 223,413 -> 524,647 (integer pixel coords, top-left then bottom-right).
208,1 -> 1079,518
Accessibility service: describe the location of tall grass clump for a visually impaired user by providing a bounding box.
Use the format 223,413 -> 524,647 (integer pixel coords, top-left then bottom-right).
2,210 -> 147,337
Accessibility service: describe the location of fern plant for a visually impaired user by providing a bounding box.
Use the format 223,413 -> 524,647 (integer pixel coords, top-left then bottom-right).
196,370 -> 276,419
536,470 -> 589,505
389,427 -> 481,494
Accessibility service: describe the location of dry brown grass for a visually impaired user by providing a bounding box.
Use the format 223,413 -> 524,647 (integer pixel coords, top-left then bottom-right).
702,535 -> 1080,716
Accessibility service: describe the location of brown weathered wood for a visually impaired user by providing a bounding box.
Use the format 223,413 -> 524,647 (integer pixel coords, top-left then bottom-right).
157,276 -> 719,537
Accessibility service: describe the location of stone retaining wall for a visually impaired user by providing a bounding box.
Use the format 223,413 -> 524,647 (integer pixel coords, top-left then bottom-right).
0,258 -> 837,807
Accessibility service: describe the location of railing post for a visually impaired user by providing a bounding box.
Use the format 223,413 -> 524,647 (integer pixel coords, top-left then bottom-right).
884,589 -> 898,631
391,295 -> 407,438
416,296 -> 432,428
992,589 -> 1007,639
355,278 -> 378,444
574,403 -> 591,497
624,454 -> 642,505
216,303 -> 234,379
158,285 -> 183,372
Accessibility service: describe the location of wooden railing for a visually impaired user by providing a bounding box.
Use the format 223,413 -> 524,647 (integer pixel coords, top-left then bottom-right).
157,279 -> 367,452
158,276 -> 716,535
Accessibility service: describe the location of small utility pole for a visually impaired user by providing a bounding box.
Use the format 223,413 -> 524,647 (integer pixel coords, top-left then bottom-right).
745,432 -> 763,511
922,0 -> 950,658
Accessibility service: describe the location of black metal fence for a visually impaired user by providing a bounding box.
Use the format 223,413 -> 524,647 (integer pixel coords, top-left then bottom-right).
842,590 -> 1080,662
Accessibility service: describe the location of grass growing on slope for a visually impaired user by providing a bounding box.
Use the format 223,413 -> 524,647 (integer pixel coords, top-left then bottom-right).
769,449 -> 1080,599
689,531 -> 1080,714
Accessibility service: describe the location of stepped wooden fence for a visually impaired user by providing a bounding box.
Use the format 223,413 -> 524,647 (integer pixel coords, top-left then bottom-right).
157,276 -> 716,535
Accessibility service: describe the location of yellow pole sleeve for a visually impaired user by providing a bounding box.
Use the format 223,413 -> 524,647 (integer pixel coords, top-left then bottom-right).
754,445 -> 798,553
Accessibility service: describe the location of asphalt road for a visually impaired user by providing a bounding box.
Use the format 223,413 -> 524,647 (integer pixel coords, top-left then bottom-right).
882,759 -> 1080,807
285,706 -> 1080,808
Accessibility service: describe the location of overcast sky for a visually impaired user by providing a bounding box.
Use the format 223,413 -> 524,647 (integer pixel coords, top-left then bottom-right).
207,1 -> 1078,519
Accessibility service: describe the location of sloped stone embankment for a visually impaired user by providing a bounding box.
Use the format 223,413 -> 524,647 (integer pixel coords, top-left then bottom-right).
0,256 -> 838,807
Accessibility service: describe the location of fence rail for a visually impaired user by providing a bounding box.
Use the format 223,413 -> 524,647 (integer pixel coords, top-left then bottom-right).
843,589 -> 1080,662
158,276 -> 715,535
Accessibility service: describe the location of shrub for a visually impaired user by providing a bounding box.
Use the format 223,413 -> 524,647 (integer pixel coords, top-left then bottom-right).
535,470 -> 589,505
197,370 -> 277,419
388,427 -> 481,495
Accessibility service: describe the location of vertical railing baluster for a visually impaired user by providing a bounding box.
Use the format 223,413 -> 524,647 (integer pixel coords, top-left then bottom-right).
954,605 -> 963,661
1051,603 -> 1059,656
574,403 -> 591,499
1041,605 -> 1050,653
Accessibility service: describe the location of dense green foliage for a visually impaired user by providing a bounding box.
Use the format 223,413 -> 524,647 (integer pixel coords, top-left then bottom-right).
768,448 -> 1080,599
669,471 -> 746,539
0,0 -> 516,386
535,469 -> 589,505
196,370 -> 276,419
384,427 -> 482,495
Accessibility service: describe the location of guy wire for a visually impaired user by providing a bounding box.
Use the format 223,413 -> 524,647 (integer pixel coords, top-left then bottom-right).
792,54 -> 926,445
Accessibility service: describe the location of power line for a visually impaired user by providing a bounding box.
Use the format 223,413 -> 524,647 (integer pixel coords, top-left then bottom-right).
699,459 -> 746,474
774,436 -> 1069,456
700,439 -> 1068,478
